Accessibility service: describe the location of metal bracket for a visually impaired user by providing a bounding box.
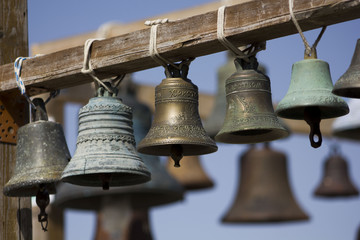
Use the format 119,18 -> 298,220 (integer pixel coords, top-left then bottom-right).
0,94 -> 28,144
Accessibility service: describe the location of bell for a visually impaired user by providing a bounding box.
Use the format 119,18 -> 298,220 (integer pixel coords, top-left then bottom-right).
137,72 -> 217,167
55,87 -> 184,210
222,144 -> 309,223
333,39 -> 360,98
61,84 -> 150,190
332,99 -> 360,141
276,50 -> 349,148
202,53 -> 235,138
166,155 -> 214,190
215,56 -> 289,144
3,98 -> 70,197
314,147 -> 358,197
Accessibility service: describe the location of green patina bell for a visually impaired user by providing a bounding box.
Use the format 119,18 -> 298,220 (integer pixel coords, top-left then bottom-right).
276,49 -> 349,148
215,56 -> 289,144
61,84 -> 150,190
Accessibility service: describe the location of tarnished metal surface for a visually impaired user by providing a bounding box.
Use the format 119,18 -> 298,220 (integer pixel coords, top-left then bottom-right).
333,39 -> 360,98
61,86 -> 150,189
332,99 -> 360,141
314,150 -> 358,197
222,145 -> 308,223
166,155 -> 214,190
55,90 -> 183,210
3,98 -> 70,197
215,57 -> 288,144
137,77 -> 217,166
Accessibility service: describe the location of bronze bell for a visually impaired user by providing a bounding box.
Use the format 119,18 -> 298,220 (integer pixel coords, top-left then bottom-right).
166,155 -> 214,190
333,39 -> 360,98
215,56 -> 289,144
4,98 -> 70,197
222,144 -> 309,223
137,65 -> 217,167
61,84 -> 150,190
276,49 -> 349,148
314,147 -> 358,197
332,99 -> 360,141
55,87 -> 183,210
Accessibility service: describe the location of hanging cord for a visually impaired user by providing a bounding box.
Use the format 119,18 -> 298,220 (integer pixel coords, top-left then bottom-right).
145,19 -> 185,77
14,57 -> 39,109
44,89 -> 60,105
81,38 -> 126,94
289,0 -> 327,57
217,6 -> 266,61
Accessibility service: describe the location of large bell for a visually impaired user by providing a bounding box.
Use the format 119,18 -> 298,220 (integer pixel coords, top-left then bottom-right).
3,98 -> 70,197
61,85 -> 150,190
215,56 -> 289,144
55,87 -> 184,210
332,99 -> 360,141
137,72 -> 217,167
276,50 -> 349,148
333,39 -> 360,98
222,144 -> 309,223
166,155 -> 214,190
314,147 -> 358,197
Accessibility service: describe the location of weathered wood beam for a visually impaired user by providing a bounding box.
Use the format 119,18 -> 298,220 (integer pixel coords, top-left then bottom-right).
0,0 -> 359,96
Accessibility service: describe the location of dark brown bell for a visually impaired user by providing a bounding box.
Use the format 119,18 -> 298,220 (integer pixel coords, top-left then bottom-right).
276,50 -> 349,148
333,39 -> 360,98
215,56 -> 289,144
222,144 -> 309,223
3,98 -> 70,197
61,85 -> 150,190
137,76 -> 217,167
314,148 -> 358,197
166,155 -> 214,190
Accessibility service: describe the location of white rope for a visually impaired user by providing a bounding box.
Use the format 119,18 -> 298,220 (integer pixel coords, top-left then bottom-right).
288,0 -> 312,55
81,38 -> 114,93
145,19 -> 181,71
217,6 -> 250,62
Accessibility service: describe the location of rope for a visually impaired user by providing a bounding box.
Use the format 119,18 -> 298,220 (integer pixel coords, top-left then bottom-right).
145,19 -> 182,76
81,38 -> 115,93
14,57 -> 37,109
289,0 -> 327,56
217,6 -> 250,62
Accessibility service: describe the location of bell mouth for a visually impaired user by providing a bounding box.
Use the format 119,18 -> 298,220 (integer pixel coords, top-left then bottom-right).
230,129 -> 272,136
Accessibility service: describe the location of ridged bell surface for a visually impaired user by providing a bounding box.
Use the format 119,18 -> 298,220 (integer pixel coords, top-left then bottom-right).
3,98 -> 70,197
166,155 -> 214,190
332,99 -> 360,141
61,88 -> 150,188
333,39 -> 360,98
137,77 -> 217,158
276,58 -> 349,119
314,153 -> 358,197
56,90 -> 183,210
222,145 -> 308,223
215,58 -> 288,144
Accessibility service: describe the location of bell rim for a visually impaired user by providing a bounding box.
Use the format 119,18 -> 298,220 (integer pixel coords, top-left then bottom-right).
137,142 -> 218,156
221,213 -> 309,223
3,180 -> 57,197
314,187 -> 359,197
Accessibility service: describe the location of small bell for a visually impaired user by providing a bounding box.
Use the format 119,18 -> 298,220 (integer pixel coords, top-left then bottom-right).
3,97 -> 71,231
221,144 -> 309,223
333,39 -> 360,98
61,84 -> 150,190
314,146 -> 358,197
166,155 -> 214,190
137,64 -> 217,167
276,49 -> 349,148
215,56 -> 289,144
332,99 -> 360,141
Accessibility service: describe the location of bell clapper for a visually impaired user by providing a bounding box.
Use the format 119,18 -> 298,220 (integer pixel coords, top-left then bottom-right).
36,184 -> 50,232
304,107 -> 322,148
99,173 -> 112,190
171,145 -> 183,168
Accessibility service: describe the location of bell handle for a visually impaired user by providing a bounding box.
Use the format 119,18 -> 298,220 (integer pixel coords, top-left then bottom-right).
31,98 -> 48,122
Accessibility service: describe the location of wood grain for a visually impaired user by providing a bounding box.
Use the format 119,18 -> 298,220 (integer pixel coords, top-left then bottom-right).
0,0 -> 359,96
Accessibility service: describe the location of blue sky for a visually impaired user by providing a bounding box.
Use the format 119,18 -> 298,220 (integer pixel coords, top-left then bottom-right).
28,1 -> 360,239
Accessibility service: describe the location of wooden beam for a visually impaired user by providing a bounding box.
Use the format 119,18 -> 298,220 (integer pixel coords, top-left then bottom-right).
0,0 -> 32,239
0,0 -> 359,96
